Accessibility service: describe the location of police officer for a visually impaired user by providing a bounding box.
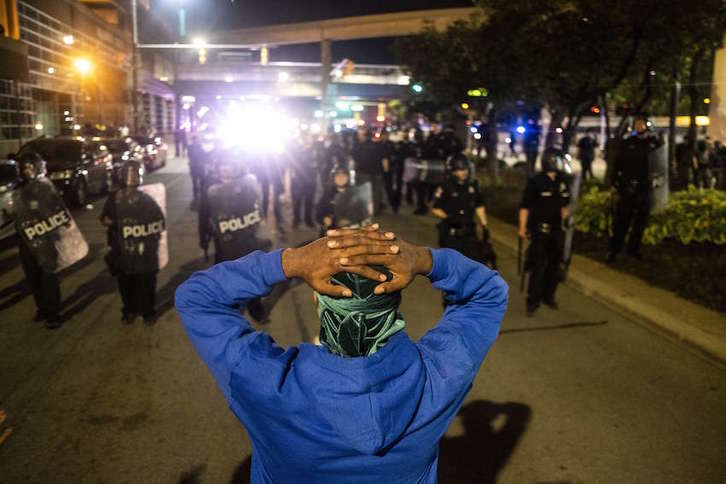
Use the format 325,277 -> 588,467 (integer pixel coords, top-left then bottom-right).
577,128 -> 597,181
519,148 -> 571,316
316,163 -> 351,235
202,151 -> 267,321
101,160 -> 165,325
608,115 -> 663,262
290,133 -> 316,228
432,155 -> 495,268
187,133 -> 205,206
351,127 -> 388,215
13,153 -> 63,328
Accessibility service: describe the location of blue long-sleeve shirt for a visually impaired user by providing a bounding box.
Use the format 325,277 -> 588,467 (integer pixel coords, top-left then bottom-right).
175,248 -> 508,483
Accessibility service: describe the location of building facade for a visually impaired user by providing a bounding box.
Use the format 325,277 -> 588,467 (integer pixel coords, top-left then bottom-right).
0,0 -> 176,157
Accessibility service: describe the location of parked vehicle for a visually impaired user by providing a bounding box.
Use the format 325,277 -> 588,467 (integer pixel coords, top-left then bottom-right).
16,137 -> 113,207
104,137 -> 145,185
130,135 -> 167,171
0,160 -> 21,240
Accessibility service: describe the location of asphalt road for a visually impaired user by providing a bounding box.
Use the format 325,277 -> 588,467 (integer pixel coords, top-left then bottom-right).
0,158 -> 724,484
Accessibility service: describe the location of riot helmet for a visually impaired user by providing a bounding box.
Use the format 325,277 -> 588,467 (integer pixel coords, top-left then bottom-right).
449,154 -> 470,183
216,150 -> 244,182
540,148 -> 565,173
18,152 -> 46,181
330,163 -> 350,189
119,160 -> 143,188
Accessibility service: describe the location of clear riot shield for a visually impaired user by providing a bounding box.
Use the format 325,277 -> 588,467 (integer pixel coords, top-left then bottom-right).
649,142 -> 669,213
333,182 -> 374,228
13,179 -> 88,273
207,174 -> 268,260
114,183 -> 168,274
561,171 -> 582,281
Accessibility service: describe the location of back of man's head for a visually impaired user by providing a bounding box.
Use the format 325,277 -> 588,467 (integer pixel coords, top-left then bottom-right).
315,268 -> 404,358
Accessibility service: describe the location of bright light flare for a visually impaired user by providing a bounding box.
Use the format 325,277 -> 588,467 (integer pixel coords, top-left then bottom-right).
516,126 -> 526,134
74,58 -> 92,75
63,35 -> 74,45
278,71 -> 290,82
217,104 -> 296,154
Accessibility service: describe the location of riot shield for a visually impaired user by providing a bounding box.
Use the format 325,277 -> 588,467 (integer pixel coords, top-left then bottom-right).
402,158 -> 446,185
115,183 -> 168,274
561,171 -> 582,281
207,175 -> 268,260
333,182 -> 373,228
13,179 -> 88,273
649,142 -> 669,213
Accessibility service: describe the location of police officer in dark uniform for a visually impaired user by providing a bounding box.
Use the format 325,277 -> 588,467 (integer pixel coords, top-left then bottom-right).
316,163 -> 351,235
432,155 -> 494,268
202,151 -> 268,321
608,115 -> 662,262
290,133 -> 316,228
101,161 -> 165,325
13,153 -> 63,328
519,148 -> 571,316
187,133 -> 205,206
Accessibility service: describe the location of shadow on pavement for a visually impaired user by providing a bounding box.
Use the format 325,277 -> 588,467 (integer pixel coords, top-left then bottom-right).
61,268 -> 117,321
438,400 -> 531,484
155,257 -> 209,319
0,248 -> 99,316
0,251 -> 20,274
500,320 -> 608,335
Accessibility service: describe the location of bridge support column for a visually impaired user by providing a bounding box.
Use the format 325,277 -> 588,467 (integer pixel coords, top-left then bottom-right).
321,38 -> 331,132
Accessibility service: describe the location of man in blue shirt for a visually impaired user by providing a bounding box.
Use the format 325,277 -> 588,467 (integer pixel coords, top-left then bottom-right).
175,225 -> 508,483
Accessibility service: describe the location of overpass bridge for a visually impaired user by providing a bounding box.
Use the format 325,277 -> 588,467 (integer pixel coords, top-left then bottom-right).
170,8 -> 478,115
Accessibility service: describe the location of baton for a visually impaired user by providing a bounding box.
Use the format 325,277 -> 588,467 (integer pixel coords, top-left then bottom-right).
517,235 -> 522,276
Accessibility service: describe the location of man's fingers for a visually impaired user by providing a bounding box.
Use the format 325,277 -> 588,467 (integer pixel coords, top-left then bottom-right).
327,233 -> 397,249
373,277 -> 409,295
315,281 -> 353,298
344,265 -> 388,282
326,227 -> 395,245
326,225 -> 378,237
336,242 -> 400,259
338,254 -> 397,267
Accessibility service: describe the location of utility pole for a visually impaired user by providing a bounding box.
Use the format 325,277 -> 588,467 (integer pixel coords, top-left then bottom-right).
131,0 -> 139,133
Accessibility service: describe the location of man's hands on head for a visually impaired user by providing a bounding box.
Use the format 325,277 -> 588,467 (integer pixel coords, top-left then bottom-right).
281,225 -> 432,297
282,224 -> 399,297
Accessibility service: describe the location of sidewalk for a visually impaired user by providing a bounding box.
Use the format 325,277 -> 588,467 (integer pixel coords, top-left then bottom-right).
487,216 -> 726,364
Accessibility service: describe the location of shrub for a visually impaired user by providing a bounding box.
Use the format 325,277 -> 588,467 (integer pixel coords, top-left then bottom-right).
575,186 -> 726,245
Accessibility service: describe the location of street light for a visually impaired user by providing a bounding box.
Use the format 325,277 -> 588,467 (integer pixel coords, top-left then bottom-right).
74,58 -> 92,75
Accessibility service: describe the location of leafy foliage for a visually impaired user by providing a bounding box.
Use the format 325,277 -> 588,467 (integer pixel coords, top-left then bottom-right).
575,186 -> 726,245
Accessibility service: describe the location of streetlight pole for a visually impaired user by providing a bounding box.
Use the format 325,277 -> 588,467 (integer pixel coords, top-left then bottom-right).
131,0 -> 139,134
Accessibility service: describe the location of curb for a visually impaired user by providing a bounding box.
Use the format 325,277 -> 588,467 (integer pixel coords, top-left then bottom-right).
487,217 -> 726,365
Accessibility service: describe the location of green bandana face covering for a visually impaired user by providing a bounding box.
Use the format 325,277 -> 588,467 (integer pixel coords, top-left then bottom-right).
315,270 -> 405,358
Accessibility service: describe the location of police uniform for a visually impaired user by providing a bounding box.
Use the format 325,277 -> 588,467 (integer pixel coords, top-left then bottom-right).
17,221 -> 62,326
13,153 -> 87,329
102,186 -> 165,323
609,135 -> 660,259
290,142 -> 316,227
521,171 -> 571,311
433,178 -> 497,269
434,179 -> 485,244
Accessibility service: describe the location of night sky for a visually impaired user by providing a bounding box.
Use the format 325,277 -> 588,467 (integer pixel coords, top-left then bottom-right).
146,0 -> 473,63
